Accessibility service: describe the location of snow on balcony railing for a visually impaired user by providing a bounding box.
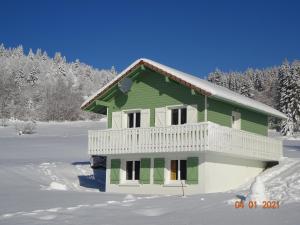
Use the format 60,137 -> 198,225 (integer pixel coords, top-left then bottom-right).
88,122 -> 282,161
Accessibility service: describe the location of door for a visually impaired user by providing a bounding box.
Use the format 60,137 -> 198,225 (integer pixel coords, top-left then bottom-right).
170,160 -> 178,180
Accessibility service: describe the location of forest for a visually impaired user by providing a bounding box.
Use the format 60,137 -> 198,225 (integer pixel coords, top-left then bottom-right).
0,44 -> 116,123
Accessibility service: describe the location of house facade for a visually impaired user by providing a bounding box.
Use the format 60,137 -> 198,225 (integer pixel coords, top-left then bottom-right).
82,58 -> 286,195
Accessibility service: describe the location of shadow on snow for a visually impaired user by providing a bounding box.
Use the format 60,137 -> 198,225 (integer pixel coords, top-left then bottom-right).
72,161 -> 106,192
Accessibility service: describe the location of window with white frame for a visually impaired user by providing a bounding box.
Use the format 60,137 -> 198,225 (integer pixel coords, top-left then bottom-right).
231,111 -> 241,130
126,160 -> 140,180
171,107 -> 187,125
170,160 -> 187,180
127,112 -> 141,128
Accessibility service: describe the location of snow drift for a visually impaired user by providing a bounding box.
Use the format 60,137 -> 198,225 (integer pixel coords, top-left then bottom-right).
232,158 -> 300,204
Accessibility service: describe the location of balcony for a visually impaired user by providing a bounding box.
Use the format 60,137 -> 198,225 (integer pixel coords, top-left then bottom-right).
88,122 -> 282,161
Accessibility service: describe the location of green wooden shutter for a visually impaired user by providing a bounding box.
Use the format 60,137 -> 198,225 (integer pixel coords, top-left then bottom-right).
140,158 -> 151,184
154,158 -> 164,184
187,157 -> 198,184
110,159 -> 121,184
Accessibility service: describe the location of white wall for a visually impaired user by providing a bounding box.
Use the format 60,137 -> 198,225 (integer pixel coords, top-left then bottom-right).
105,152 -> 266,195
203,152 -> 265,193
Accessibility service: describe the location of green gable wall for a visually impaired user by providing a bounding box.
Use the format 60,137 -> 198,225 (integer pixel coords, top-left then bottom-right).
91,67 -> 268,136
207,98 -> 268,136
107,70 -> 205,128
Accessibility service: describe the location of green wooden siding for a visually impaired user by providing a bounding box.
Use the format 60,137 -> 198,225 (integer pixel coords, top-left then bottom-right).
107,70 -> 205,128
240,108 -> 268,136
110,159 -> 120,184
186,157 -> 198,184
153,158 -> 165,184
90,66 -> 268,136
207,97 -> 268,136
140,158 -> 151,184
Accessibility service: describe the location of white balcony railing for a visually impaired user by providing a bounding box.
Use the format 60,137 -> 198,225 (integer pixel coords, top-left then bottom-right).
88,122 -> 282,161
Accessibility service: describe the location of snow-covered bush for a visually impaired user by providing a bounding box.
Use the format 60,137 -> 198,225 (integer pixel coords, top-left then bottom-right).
14,121 -> 37,134
0,118 -> 8,127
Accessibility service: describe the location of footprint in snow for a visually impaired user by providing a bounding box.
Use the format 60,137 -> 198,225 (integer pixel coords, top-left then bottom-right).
134,208 -> 170,217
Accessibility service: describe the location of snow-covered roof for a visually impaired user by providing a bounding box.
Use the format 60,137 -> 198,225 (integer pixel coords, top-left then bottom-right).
81,58 -> 287,119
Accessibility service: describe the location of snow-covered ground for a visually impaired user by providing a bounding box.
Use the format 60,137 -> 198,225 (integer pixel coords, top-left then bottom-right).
0,121 -> 299,225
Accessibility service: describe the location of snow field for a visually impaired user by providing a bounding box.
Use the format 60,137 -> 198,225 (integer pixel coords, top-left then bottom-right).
0,121 -> 299,225
0,193 -> 162,222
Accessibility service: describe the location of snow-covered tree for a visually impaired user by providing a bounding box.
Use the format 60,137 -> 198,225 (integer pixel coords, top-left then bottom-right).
110,66 -> 117,76
278,61 -> 300,135
228,72 -> 241,92
281,117 -> 294,136
28,49 -> 34,60
239,76 -> 253,98
0,44 -> 5,57
0,43 -> 116,121
208,69 -> 223,86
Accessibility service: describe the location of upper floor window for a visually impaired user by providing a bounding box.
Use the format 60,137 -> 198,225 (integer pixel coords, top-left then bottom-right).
232,111 -> 241,130
171,107 -> 187,125
128,112 -> 141,128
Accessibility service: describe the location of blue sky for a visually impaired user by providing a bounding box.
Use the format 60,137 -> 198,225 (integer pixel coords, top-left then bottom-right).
1,0 -> 300,77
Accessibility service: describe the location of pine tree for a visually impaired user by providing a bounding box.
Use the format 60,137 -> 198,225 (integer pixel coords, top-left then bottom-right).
278,61 -> 300,135
28,49 -> 34,60
208,69 -> 223,86
253,70 -> 264,92
36,48 -> 42,58
54,52 -> 63,64
0,43 -> 5,57
240,77 -> 253,98
228,73 -> 241,92
110,66 -> 117,76
13,45 -> 24,58
42,51 -> 48,61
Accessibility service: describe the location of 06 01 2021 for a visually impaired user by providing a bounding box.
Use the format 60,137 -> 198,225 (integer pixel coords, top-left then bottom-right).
234,201 -> 280,209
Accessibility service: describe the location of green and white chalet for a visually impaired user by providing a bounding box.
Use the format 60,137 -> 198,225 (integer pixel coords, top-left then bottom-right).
81,58 -> 286,195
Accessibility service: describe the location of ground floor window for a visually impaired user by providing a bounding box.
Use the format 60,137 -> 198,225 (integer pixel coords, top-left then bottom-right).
170,159 -> 187,180
126,160 -> 140,180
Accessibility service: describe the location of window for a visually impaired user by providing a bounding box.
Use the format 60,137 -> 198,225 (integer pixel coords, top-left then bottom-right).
126,161 -> 133,180
127,112 -> 141,128
180,160 -> 187,180
170,160 -> 187,180
232,111 -> 241,130
134,161 -> 140,180
126,160 -> 140,180
171,107 -> 187,125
